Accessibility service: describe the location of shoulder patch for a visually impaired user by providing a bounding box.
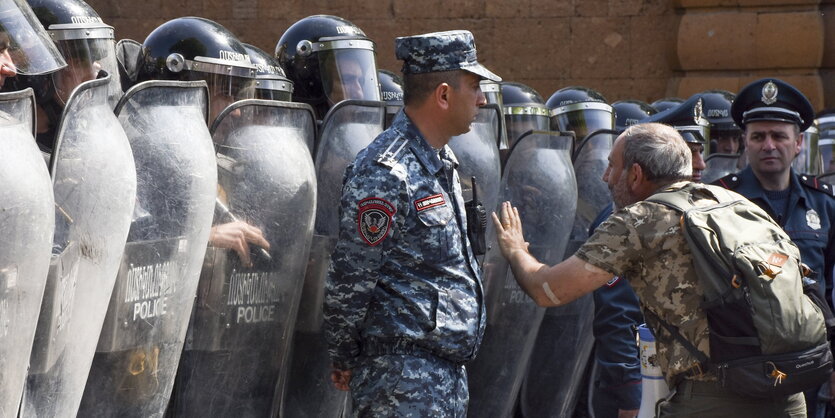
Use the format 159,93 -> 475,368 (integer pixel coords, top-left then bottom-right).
712,173 -> 740,190
358,197 -> 396,246
605,276 -> 621,287
375,136 -> 410,168
799,174 -> 835,198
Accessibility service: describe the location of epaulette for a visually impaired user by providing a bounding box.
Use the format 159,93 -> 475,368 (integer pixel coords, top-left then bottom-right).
375,136 -> 409,168
712,173 -> 741,190
799,174 -> 835,198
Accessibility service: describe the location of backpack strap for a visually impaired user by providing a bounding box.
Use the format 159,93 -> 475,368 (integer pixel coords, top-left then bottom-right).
642,307 -> 712,376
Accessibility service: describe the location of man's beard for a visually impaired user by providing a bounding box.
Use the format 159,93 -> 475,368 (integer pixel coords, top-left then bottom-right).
609,170 -> 636,210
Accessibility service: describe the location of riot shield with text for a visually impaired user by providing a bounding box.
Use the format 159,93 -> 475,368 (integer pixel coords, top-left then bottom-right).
284,100 -> 385,418
167,100 -> 317,417
448,103 -> 503,255
517,128 -> 613,418
76,80 -> 217,418
0,89 -> 54,416
703,153 -> 744,184
467,131 -> 577,418
22,75 -> 136,418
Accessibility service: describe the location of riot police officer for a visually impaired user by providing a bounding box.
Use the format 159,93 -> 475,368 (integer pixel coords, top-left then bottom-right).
378,68 -> 403,127
700,89 -> 741,155
640,94 -> 709,183
244,43 -> 293,102
8,0 -> 119,151
612,99 -> 656,132
501,81 -> 550,148
276,15 -> 381,120
714,78 -> 835,416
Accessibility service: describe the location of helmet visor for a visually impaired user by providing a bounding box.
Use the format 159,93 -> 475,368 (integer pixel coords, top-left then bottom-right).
551,107 -> 614,142
505,113 -> 549,148
200,72 -> 256,122
820,138 -> 835,174
319,47 -> 380,106
51,37 -> 120,106
0,0 -> 65,75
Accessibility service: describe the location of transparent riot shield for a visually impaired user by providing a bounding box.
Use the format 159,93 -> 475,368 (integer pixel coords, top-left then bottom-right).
21,75 -> 137,418
284,100 -> 385,418
166,100 -> 317,417
467,131 -> 577,418
793,125 -> 822,175
0,89 -> 54,416
703,153 -> 744,184
448,104 -> 503,239
75,80 -> 217,418
517,128 -> 613,418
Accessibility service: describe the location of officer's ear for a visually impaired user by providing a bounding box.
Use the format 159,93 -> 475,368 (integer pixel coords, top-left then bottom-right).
434,82 -> 451,110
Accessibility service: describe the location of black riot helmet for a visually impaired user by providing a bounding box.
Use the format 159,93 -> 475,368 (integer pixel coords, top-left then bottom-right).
0,0 -> 65,83
699,89 -> 741,154
640,93 -> 710,147
546,85 -> 613,142
817,109 -> 835,174
378,69 -> 402,127
651,97 -> 684,113
243,43 -> 292,102
501,81 -> 549,147
138,17 -> 257,122
275,15 -> 381,119
612,99 -> 656,131
25,0 -> 121,107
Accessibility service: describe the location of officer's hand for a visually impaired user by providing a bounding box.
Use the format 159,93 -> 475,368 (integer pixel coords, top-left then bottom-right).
330,367 -> 352,391
209,221 -> 270,267
618,408 -> 638,418
492,201 -> 529,261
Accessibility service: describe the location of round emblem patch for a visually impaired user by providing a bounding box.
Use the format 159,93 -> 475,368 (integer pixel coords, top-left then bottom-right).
358,197 -> 396,246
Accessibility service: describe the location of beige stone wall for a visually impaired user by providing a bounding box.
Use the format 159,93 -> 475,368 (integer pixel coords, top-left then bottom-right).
86,0 -> 831,109
86,0 -> 678,105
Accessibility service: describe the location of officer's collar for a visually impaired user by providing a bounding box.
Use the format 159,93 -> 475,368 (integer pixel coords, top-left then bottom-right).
737,166 -> 808,204
392,110 -> 446,174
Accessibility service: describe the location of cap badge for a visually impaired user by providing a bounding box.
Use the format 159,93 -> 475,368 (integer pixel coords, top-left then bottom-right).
694,98 -> 704,122
761,81 -> 778,105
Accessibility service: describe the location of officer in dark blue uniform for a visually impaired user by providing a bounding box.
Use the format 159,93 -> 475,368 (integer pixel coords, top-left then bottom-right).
323,30 -> 500,417
714,77 -> 835,417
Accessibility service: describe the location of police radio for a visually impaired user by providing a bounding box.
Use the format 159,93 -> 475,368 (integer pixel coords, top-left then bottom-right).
465,176 -> 488,256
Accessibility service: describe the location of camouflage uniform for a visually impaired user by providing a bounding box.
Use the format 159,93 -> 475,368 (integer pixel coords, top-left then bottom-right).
323,29 -> 499,417
323,109 -> 486,416
575,181 -> 712,386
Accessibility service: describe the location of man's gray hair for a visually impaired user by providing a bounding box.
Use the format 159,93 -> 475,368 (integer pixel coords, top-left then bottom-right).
621,123 -> 692,183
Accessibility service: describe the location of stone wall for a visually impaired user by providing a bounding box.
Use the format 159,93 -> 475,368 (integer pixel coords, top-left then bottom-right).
86,0 -> 831,109
86,0 -> 678,105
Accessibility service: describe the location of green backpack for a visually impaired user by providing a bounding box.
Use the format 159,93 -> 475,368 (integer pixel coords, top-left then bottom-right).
645,183 -> 832,398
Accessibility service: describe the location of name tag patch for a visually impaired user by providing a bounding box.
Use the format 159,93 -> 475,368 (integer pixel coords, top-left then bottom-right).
414,194 -> 446,212
358,197 -> 395,246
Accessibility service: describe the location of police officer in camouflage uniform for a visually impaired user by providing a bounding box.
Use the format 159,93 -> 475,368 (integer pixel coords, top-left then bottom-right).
322,30 -> 499,417
494,122 -> 806,417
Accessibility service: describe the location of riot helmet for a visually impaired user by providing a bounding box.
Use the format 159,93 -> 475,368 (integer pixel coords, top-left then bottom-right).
612,99 -> 656,131
501,81 -> 549,147
651,97 -> 684,113
378,68 -> 402,126
0,0 -> 65,83
243,43 -> 292,102
700,89 -> 741,154
275,15 -> 380,119
546,85 -> 613,142
138,17 -> 257,122
25,0 -> 120,107
817,109 -> 835,174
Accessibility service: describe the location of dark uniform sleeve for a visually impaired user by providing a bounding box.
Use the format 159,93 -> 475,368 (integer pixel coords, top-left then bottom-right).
589,204 -> 642,412
323,164 -> 406,369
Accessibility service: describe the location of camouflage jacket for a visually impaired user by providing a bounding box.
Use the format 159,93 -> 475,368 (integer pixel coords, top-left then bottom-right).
576,181 -> 714,385
323,110 -> 485,369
